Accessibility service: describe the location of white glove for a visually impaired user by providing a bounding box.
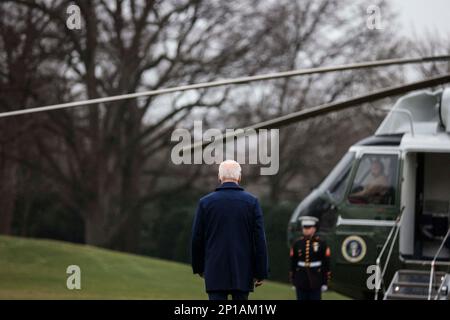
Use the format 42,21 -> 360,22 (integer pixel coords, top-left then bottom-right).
321,285 -> 328,292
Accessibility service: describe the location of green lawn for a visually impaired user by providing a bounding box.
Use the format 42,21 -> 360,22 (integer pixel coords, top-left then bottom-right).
0,235 -> 348,300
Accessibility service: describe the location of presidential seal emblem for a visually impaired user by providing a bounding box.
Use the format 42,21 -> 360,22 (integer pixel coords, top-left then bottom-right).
341,235 -> 367,263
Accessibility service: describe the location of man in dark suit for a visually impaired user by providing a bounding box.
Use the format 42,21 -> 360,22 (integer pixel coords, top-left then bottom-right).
191,160 -> 269,300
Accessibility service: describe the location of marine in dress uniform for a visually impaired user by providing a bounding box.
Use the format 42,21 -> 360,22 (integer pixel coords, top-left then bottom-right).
289,216 -> 331,300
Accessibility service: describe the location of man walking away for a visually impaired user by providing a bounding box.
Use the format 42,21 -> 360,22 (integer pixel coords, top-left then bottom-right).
191,160 -> 269,300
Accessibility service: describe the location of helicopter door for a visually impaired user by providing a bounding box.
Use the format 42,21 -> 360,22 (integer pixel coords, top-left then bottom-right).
333,151 -> 400,257
330,151 -> 400,295
410,152 -> 450,261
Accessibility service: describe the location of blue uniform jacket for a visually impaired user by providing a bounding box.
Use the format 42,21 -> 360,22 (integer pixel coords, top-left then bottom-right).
191,182 -> 269,292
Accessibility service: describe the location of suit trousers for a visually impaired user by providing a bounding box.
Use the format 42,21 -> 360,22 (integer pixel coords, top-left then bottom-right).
208,290 -> 249,300
295,287 -> 321,300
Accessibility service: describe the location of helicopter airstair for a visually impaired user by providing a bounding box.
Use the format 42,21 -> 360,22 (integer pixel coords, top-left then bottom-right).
384,270 -> 449,300
376,214 -> 450,300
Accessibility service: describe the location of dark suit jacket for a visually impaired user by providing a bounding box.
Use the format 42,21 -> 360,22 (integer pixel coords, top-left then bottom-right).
191,182 -> 269,292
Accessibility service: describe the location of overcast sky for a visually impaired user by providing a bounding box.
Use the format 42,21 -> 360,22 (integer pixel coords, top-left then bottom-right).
390,0 -> 450,37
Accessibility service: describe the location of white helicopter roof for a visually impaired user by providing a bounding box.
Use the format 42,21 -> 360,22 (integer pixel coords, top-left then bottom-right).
400,132 -> 450,152
376,87 -> 450,136
375,89 -> 442,135
375,87 -> 450,153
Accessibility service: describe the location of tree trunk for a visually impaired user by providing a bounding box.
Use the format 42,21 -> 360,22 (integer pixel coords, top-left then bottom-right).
83,196 -> 141,252
84,203 -> 109,247
0,147 -> 18,235
83,149 -> 142,252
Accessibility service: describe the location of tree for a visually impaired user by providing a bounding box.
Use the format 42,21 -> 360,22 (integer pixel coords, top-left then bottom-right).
209,0 -> 406,201
1,0 -> 281,250
0,3 -> 64,234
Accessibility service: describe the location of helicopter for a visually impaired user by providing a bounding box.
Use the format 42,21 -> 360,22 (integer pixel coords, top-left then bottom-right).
177,62 -> 450,300
287,85 -> 450,300
3,55 -> 450,300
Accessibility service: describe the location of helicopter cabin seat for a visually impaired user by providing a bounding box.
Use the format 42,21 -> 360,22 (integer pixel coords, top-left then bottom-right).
419,201 -> 449,241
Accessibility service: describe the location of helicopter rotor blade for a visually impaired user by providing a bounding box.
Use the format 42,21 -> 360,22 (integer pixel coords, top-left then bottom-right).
0,55 -> 449,119
183,73 -> 450,152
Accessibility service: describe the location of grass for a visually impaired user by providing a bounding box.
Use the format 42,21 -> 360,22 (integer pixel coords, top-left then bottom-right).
0,235 -> 348,300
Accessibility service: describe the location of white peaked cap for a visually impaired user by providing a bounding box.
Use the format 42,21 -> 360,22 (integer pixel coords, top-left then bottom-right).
299,216 -> 319,227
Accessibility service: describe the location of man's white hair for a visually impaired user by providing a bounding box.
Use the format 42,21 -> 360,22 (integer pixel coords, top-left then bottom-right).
218,160 -> 241,181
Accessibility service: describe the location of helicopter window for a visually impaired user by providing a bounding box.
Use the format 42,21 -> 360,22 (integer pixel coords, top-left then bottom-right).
348,154 -> 399,206
320,152 -> 355,202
